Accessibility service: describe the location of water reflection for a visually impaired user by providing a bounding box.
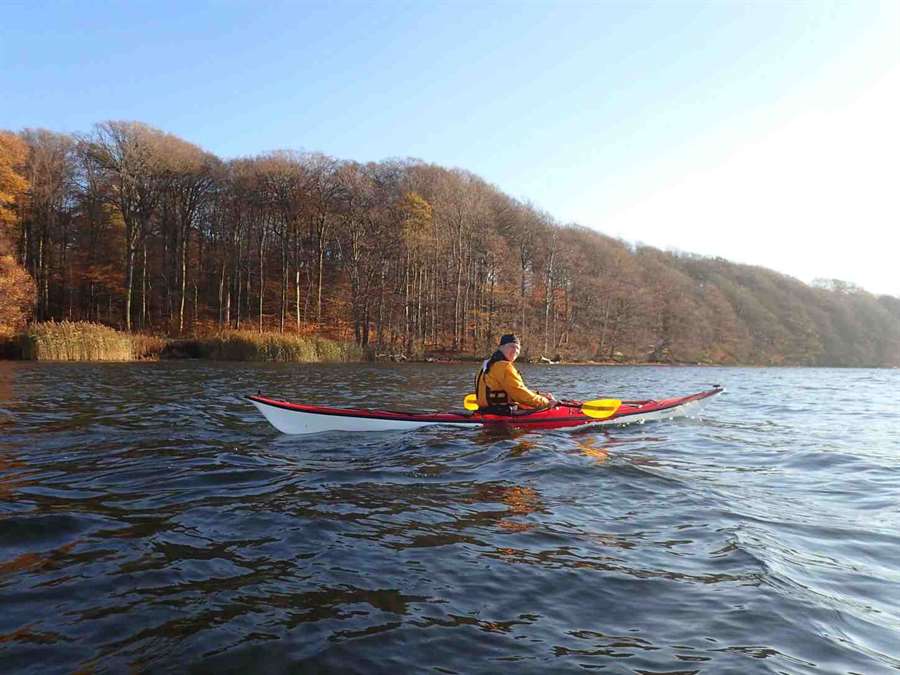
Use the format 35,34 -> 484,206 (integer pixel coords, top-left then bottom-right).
0,363 -> 898,673
0,543 -> 75,578
574,436 -> 610,464
496,485 -> 543,533
0,452 -> 30,500
507,438 -> 537,458
472,426 -> 529,446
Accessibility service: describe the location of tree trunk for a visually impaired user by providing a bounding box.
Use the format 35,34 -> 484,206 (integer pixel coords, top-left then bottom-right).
520,272 -> 526,336
316,245 -> 325,324
258,228 -> 266,333
488,267 -> 495,348
279,244 -> 286,333
543,250 -> 554,355
234,240 -> 242,329
377,265 -> 385,346
179,226 -> 188,333
141,240 -> 148,330
295,266 -> 301,331
315,214 -> 329,324
125,238 -> 134,332
403,254 -> 411,349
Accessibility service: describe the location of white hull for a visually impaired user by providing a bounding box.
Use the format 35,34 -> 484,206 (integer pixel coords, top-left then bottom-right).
251,395 -> 711,435
591,397 -> 707,427
250,400 -> 475,435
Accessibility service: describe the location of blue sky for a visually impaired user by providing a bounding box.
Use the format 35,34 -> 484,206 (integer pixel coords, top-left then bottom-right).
3,0 -> 899,295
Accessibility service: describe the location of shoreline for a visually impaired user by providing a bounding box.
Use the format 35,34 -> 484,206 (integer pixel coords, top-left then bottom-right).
1,351 -> 877,367
4,322 -> 890,367
1,354 -> 890,368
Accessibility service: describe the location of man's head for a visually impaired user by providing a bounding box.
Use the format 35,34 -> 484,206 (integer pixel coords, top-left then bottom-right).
498,333 -> 521,361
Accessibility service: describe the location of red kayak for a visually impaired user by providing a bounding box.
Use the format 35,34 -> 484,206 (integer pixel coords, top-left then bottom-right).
249,386 -> 724,435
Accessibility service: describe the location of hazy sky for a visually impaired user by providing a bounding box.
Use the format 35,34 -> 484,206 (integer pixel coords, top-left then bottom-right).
3,0 -> 898,296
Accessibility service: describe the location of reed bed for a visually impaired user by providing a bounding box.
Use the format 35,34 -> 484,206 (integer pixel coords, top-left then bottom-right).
21,321 -> 136,361
13,323 -> 365,362
198,330 -> 365,362
131,334 -> 168,360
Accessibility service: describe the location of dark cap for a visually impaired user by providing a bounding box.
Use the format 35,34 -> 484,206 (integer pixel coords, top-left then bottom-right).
499,334 -> 520,346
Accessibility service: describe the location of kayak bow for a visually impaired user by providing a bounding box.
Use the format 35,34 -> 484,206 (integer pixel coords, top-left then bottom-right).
249,386 -> 723,435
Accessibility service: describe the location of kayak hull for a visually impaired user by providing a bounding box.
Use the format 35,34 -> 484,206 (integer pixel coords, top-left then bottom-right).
249,386 -> 723,435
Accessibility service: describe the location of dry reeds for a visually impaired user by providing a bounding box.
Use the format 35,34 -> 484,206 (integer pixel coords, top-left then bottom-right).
21,321 -> 135,361
198,330 -> 364,362
14,323 -> 365,362
130,333 -> 167,360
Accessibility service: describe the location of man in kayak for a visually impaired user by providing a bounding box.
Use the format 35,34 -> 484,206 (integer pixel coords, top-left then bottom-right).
475,334 -> 556,413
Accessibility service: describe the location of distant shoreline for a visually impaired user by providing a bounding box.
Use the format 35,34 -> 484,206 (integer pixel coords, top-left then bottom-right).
3,321 -> 893,367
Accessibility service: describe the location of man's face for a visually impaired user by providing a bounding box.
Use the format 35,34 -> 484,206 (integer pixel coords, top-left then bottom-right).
502,343 -> 520,361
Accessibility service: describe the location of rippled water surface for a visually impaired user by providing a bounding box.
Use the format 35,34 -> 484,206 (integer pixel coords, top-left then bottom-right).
1,362 -> 899,673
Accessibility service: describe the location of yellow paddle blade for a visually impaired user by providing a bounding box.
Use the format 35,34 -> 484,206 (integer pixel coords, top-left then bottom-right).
463,393 -> 479,411
581,398 -> 622,419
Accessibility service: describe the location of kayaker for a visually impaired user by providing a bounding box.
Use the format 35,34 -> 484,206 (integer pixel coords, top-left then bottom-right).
475,334 -> 556,413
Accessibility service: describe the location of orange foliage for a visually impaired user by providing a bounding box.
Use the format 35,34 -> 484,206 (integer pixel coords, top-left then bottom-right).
0,130 -> 36,336
0,241 -> 35,337
0,131 -> 28,226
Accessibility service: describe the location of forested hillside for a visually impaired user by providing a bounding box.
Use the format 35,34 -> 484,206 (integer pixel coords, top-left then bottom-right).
1,121 -> 898,366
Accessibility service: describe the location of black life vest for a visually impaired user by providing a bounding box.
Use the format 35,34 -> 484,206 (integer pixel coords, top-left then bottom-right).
475,350 -> 511,409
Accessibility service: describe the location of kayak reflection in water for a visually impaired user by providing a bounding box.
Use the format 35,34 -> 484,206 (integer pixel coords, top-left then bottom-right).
474,334 -> 556,414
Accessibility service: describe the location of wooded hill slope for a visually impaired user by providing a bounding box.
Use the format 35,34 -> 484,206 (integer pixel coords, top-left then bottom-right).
1,122 -> 897,366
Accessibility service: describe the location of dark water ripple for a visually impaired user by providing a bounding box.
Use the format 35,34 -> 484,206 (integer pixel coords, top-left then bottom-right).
1,362 -> 899,673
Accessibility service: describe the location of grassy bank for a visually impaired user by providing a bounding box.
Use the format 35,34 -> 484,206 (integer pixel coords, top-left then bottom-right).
195,331 -> 365,362
11,322 -> 365,362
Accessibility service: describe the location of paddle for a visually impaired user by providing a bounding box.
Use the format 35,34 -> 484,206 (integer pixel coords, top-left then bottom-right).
578,399 -> 622,419
463,393 -> 621,419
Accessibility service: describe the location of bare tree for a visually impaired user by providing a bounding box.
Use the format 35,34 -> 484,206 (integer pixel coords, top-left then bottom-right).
82,122 -> 169,331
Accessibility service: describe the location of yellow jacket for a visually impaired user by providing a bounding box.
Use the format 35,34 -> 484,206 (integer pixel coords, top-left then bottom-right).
476,357 -> 549,409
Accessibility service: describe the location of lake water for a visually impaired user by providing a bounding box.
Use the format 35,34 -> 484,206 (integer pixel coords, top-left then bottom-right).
1,362 -> 898,673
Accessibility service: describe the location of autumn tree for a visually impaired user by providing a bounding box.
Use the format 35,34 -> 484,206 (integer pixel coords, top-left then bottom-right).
396,188 -> 434,353
18,130 -> 79,321
155,135 -> 218,333
82,122 -> 169,331
0,131 -> 36,336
